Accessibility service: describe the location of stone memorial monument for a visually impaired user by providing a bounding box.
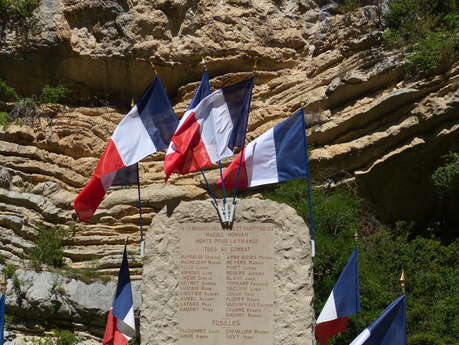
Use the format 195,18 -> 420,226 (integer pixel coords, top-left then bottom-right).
140,198 -> 314,345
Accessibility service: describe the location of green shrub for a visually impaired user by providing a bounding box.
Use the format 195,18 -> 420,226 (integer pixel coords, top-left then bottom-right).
32,330 -> 79,345
10,97 -> 39,125
2,263 -> 17,279
432,152 -> 459,197
0,79 -> 18,102
0,112 -> 13,127
29,226 -> 67,270
39,85 -> 68,104
0,0 -> 40,21
264,180 -> 458,345
384,0 -> 459,75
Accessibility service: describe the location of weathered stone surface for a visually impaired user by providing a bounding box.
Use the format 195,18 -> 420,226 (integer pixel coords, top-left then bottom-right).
0,265 -> 141,337
141,198 -> 314,345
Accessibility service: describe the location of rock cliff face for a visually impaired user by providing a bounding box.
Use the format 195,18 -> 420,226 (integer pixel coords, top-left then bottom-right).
0,0 -> 458,337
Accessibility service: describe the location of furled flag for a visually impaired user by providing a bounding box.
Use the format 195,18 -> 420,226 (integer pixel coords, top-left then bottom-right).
315,249 -> 360,345
103,247 -> 135,345
0,295 -> 4,345
74,77 -> 178,221
218,109 -> 308,189
164,77 -> 254,181
349,294 -> 407,345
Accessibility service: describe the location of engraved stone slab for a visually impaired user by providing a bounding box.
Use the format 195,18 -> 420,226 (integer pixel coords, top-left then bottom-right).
178,223 -> 274,345
141,198 -> 314,345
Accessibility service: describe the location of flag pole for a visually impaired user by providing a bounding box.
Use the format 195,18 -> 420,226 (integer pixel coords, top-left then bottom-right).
303,103 -> 316,257
135,164 -> 145,257
0,272 -> 5,345
228,58 -> 257,223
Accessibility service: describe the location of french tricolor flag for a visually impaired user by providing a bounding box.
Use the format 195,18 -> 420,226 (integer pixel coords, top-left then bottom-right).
103,247 -> 136,345
349,294 -> 406,345
218,109 -> 308,189
164,77 -> 254,181
315,249 -> 360,345
74,77 -> 178,221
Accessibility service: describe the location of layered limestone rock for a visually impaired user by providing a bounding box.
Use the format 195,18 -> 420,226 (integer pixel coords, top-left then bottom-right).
0,1 -> 458,278
0,264 -> 142,342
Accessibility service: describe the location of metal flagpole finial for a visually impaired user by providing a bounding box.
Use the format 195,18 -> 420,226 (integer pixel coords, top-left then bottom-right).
252,57 -> 258,76
400,269 -> 406,293
148,58 -> 158,76
131,98 -> 135,107
201,57 -> 208,71
125,236 -> 129,247
354,230 -> 359,243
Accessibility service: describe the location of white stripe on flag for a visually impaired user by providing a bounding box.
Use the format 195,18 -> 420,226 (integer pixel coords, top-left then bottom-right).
349,328 -> 371,345
112,105 -> 157,166
196,90 -> 234,162
123,305 -> 136,330
247,128 -> 279,187
316,292 -> 338,323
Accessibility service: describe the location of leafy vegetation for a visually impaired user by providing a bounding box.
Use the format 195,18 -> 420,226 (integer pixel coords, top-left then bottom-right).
0,81 -> 69,126
32,330 -> 79,345
2,263 -> 17,279
432,152 -> 459,197
0,0 -> 40,23
0,112 -> 13,126
265,179 -> 458,345
29,226 -> 67,270
39,85 -> 68,104
0,79 -> 18,101
383,0 -> 459,75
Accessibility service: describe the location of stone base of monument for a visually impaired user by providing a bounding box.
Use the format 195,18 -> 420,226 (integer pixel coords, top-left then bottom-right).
140,198 -> 314,345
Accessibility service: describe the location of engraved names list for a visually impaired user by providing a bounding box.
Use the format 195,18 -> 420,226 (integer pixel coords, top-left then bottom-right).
178,223 -> 274,345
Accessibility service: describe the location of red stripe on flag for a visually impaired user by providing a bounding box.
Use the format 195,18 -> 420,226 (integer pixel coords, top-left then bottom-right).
95,139 -> 125,177
103,310 -> 129,345
315,316 -> 349,345
74,176 -> 106,221
165,112 -> 211,181
217,149 -> 248,189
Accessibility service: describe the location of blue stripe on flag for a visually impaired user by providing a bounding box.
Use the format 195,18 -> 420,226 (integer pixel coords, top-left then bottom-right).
136,77 -> 179,151
365,294 -> 406,345
188,72 -> 212,110
273,109 -> 308,182
333,249 -> 360,318
222,77 -> 254,150
112,247 -> 134,321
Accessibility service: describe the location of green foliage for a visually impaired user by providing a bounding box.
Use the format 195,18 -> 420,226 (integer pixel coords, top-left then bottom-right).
29,226 -> 67,270
336,0 -> 364,13
0,0 -> 40,21
384,0 -> 459,75
2,263 -> 17,279
264,180 -> 458,345
0,112 -> 13,127
0,79 -> 18,102
60,265 -> 111,284
432,152 -> 459,197
39,85 -> 68,104
10,97 -> 39,125
32,330 -> 79,345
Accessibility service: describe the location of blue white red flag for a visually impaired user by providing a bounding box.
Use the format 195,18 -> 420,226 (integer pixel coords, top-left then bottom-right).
349,294 -> 406,345
315,249 -> 360,345
164,76 -> 254,181
74,77 -> 178,221
218,109 -> 307,188
103,247 -> 136,345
